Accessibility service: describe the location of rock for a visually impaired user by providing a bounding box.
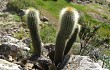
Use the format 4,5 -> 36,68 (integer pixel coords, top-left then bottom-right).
40,16 -> 49,24
0,0 -> 8,11
24,62 -> 34,70
0,35 -> 30,51
98,60 -> 104,68
22,38 -> 31,47
43,43 -> 55,58
0,44 -> 11,58
61,55 -> 106,70
0,59 -> 23,70
76,57 -> 102,70
0,35 -> 30,59
8,55 -> 13,62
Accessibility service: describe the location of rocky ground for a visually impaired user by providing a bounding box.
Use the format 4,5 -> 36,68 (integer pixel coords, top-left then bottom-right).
0,0 -> 109,70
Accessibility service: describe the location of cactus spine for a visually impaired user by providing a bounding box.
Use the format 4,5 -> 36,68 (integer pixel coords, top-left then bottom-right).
54,7 -> 79,66
26,8 -> 41,57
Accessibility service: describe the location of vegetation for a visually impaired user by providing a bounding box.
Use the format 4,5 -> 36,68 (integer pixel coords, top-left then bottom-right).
7,0 -> 36,12
7,0 -> 110,69
25,7 -> 80,69
40,24 -> 56,43
26,8 -> 42,57
7,0 -> 110,38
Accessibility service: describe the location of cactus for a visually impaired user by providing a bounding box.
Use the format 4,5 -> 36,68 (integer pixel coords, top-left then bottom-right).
54,7 -> 79,66
49,64 -> 57,70
26,8 -> 41,57
64,24 -> 80,55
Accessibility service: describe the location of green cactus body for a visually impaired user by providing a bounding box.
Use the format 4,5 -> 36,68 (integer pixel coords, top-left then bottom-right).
64,27 -> 79,55
26,8 -> 41,57
54,7 -> 78,66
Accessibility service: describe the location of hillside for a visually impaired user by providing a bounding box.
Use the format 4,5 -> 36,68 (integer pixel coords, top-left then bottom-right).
35,0 -> 110,37
0,0 -> 110,70
3,0 -> 110,37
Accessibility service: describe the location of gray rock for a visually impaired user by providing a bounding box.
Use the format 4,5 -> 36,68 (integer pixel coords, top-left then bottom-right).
0,35 -> 30,51
0,35 -> 30,60
62,55 -> 107,70
0,59 -> 22,70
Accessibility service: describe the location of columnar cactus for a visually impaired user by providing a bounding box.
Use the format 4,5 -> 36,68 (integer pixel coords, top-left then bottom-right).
54,7 -> 79,66
64,24 -> 81,55
26,8 -> 41,57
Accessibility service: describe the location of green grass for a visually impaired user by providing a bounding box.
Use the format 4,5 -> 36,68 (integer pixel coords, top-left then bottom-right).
103,49 -> 110,56
35,0 -> 101,17
13,27 -> 29,40
9,0 -> 110,40
40,24 -> 56,44
12,15 -> 21,22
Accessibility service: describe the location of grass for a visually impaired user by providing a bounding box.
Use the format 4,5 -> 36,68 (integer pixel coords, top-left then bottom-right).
40,24 -> 56,44
13,27 -> 29,40
35,0 -> 101,17
12,15 -> 21,22
35,0 -> 109,37
103,49 -> 110,56
35,0 -> 89,17
8,0 -> 110,39
7,0 -> 109,43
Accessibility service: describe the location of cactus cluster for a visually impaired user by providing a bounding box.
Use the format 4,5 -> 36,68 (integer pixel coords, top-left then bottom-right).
26,7 -> 80,69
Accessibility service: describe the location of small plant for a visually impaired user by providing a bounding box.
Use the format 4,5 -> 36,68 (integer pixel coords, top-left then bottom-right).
13,28 -> 26,40
12,15 -> 21,22
103,15 -> 108,19
79,23 -> 110,62
79,23 -> 101,55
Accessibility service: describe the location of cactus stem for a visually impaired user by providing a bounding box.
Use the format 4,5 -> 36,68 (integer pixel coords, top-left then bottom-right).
54,7 -> 79,66
26,8 -> 41,57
